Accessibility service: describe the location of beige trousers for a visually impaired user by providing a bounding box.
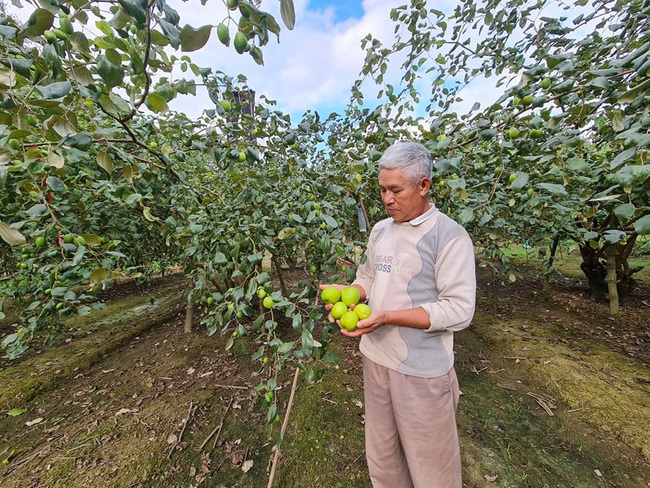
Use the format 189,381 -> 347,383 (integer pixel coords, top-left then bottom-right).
363,355 -> 462,488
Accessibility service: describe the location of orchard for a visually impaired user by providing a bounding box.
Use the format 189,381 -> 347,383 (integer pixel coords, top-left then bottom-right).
0,0 -> 648,481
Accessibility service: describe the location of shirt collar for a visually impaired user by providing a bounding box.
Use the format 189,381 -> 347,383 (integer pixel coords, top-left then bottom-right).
408,203 -> 438,226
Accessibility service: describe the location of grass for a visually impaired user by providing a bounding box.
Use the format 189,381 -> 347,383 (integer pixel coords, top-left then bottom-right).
503,241 -> 650,282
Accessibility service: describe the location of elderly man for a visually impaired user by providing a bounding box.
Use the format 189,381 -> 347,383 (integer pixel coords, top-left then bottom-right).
322,141 -> 476,487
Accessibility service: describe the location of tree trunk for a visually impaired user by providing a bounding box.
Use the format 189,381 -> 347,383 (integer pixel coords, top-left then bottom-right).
271,254 -> 289,298
579,244 -> 607,301
579,239 -> 641,306
604,244 -> 619,315
543,235 -> 561,293
184,302 -> 194,333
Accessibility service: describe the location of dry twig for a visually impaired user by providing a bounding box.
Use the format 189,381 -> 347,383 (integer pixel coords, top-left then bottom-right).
527,392 -> 556,416
213,384 -> 249,390
168,401 -> 196,458
199,397 -> 233,452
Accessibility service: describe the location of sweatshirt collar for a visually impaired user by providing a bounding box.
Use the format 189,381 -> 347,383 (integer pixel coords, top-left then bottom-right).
406,203 -> 438,226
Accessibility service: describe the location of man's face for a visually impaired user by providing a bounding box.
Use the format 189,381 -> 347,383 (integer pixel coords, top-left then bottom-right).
378,168 -> 431,223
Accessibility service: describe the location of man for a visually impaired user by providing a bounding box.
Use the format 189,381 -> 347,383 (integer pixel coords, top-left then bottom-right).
322,141 -> 476,487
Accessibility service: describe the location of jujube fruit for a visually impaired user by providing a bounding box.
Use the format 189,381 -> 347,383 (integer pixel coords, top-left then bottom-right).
321,286 -> 341,304
340,286 -> 360,307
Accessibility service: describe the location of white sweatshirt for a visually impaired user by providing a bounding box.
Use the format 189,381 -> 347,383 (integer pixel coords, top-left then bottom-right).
353,203 -> 476,378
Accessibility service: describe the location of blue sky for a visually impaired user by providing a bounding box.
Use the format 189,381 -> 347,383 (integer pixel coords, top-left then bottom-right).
309,0 -> 366,22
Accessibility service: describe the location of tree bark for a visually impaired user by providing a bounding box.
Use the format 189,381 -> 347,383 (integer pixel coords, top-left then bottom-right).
184,302 -> 194,333
579,244 -> 607,301
543,235 -> 561,293
605,244 -> 619,315
271,254 -> 289,298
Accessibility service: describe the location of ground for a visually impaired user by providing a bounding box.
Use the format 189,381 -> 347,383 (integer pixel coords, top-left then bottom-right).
0,255 -> 648,488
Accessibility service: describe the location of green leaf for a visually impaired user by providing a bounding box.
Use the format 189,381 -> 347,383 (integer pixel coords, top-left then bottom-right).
109,93 -> 132,114
65,133 -> 92,151
159,19 -> 181,49
36,81 -> 71,100
457,207 -> 474,225
277,341 -> 295,355
26,204 -> 47,217
97,93 -> 129,118
603,230 -> 625,244
72,245 -> 86,266
145,92 -> 169,113
0,58 -> 33,78
322,352 -> 341,364
95,21 -> 113,37
510,173 -> 529,191
551,79 -> 574,94
614,203 -> 635,222
617,78 -> 650,104
322,214 -> 338,228
45,176 -> 67,193
588,77 -> 612,89
72,66 -> 95,86
7,408 -> 27,417
97,54 -> 124,89
537,183 -> 568,196
97,151 -> 113,174
117,0 -> 146,26
446,178 -> 465,190
179,24 -> 212,52
69,32 -> 90,55
0,25 -> 17,40
280,0 -> 296,30
126,193 -> 142,204
19,9 -> 54,38
0,221 -> 27,246
42,43 -> 62,76
635,214 -> 650,235
565,157 -> 589,172
545,53 -> 571,70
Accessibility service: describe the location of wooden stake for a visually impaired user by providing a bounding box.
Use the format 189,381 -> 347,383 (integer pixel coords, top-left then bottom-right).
267,367 -> 300,488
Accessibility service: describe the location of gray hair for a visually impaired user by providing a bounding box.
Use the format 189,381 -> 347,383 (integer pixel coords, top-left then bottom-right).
377,141 -> 433,187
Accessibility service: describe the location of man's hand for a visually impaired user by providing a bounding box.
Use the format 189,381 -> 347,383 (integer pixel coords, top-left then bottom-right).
318,283 -> 377,336
339,308 -> 386,337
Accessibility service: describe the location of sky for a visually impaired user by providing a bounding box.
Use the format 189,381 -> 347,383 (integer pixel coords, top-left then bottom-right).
169,0 -> 416,122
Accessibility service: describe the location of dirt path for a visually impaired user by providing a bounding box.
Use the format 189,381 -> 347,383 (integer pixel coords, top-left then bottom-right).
0,266 -> 648,487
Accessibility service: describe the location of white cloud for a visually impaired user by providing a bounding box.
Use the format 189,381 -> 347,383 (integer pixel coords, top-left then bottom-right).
167,0 -> 406,121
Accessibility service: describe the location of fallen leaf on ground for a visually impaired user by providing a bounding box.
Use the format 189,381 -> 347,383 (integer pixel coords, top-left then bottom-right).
7,408 -> 27,417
